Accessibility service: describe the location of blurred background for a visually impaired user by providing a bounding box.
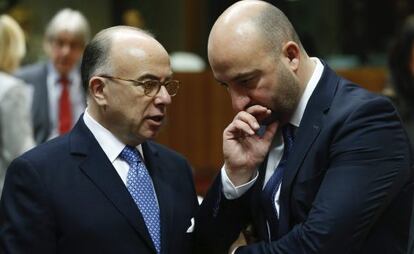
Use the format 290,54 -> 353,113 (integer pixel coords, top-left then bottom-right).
3,0 -> 414,195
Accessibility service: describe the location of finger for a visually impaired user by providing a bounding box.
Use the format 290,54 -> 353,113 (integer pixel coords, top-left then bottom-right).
261,121 -> 279,141
234,111 -> 261,131
245,105 -> 272,123
226,119 -> 256,137
245,105 -> 269,115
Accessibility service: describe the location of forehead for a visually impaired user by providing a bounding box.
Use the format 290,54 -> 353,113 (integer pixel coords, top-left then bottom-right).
208,24 -> 270,80
51,30 -> 84,44
110,33 -> 172,78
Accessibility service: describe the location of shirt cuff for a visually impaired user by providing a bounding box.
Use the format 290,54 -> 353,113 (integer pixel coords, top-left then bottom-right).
231,246 -> 239,254
221,165 -> 258,200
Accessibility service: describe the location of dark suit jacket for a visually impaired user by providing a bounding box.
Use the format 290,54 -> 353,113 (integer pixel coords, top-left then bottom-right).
0,117 -> 199,254
15,62 -> 86,144
195,64 -> 414,254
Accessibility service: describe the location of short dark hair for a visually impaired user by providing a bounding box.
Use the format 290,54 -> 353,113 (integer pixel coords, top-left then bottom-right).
80,31 -> 111,93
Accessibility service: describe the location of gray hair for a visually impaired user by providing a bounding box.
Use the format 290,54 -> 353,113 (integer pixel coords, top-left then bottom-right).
45,8 -> 90,45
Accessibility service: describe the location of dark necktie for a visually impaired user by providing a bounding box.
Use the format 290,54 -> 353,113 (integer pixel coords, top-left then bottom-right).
261,124 -> 295,240
119,146 -> 161,253
58,76 -> 72,134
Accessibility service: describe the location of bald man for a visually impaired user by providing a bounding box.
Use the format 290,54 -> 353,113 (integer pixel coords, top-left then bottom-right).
1,26 -> 198,254
195,1 -> 414,253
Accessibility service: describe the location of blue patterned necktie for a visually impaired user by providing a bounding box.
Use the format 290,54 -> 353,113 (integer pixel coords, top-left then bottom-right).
261,124 -> 295,240
120,145 -> 161,253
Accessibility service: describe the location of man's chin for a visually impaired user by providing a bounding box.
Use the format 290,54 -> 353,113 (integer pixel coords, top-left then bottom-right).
142,126 -> 161,140
56,64 -> 75,75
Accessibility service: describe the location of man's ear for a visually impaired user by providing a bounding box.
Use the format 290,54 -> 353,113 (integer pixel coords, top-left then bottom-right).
281,41 -> 300,71
89,77 -> 107,106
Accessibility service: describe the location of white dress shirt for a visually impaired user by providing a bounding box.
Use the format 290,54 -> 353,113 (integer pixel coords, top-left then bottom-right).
47,62 -> 86,140
83,109 -> 145,185
221,58 -> 324,216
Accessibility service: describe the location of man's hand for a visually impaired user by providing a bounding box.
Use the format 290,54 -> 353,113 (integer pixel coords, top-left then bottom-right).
223,105 -> 278,186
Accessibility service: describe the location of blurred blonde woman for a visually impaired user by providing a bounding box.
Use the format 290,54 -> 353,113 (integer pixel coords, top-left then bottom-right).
0,15 -> 34,194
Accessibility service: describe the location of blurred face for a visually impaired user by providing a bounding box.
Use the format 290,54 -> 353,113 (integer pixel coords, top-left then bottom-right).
46,31 -> 85,76
208,26 -> 301,124
98,33 -> 172,146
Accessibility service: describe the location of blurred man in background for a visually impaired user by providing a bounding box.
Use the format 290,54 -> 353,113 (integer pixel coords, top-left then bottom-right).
16,8 -> 89,144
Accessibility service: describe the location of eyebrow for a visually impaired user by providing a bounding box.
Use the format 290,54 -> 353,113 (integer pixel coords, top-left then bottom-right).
137,73 -> 173,81
214,69 -> 260,86
231,70 -> 259,82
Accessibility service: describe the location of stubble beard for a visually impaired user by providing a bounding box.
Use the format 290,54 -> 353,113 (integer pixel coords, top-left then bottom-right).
270,63 -> 301,124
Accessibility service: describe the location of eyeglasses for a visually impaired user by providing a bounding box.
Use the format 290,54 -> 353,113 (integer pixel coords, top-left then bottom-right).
97,74 -> 180,97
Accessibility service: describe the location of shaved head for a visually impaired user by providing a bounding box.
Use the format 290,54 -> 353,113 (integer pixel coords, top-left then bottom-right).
209,0 -> 303,58
207,0 -> 311,125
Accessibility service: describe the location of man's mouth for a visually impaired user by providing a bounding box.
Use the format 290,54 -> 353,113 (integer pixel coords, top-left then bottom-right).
146,115 -> 164,124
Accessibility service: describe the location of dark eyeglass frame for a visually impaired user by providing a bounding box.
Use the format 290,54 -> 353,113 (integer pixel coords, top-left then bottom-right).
96,74 -> 180,97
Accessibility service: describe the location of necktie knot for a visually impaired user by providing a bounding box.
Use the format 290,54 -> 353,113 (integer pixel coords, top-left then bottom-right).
59,76 -> 70,87
120,145 -> 142,165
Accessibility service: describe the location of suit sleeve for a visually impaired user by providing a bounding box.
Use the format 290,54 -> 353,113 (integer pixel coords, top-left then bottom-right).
194,172 -> 256,254
0,157 -> 57,253
196,96 -> 412,254
234,96 -> 412,253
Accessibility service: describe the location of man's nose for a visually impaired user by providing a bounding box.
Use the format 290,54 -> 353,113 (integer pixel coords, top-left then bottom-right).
229,89 -> 250,112
154,86 -> 172,105
60,43 -> 71,56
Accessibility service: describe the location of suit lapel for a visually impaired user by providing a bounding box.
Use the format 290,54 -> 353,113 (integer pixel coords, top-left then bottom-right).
70,119 -> 157,252
143,142 -> 174,253
278,65 -> 340,237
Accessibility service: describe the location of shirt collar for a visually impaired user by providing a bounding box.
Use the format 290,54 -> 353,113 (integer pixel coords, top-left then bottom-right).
289,57 -> 324,128
83,109 -> 144,162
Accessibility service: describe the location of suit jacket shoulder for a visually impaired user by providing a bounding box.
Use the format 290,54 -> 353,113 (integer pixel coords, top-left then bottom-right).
15,62 -> 50,144
15,62 -> 48,86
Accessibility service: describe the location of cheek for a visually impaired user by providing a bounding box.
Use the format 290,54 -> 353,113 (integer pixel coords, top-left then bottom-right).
49,49 -> 61,61
253,79 -> 278,106
127,97 -> 153,122
68,50 -> 83,61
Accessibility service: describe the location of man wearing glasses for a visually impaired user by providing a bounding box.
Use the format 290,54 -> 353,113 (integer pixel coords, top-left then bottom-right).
0,26 -> 198,254
16,8 -> 90,144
